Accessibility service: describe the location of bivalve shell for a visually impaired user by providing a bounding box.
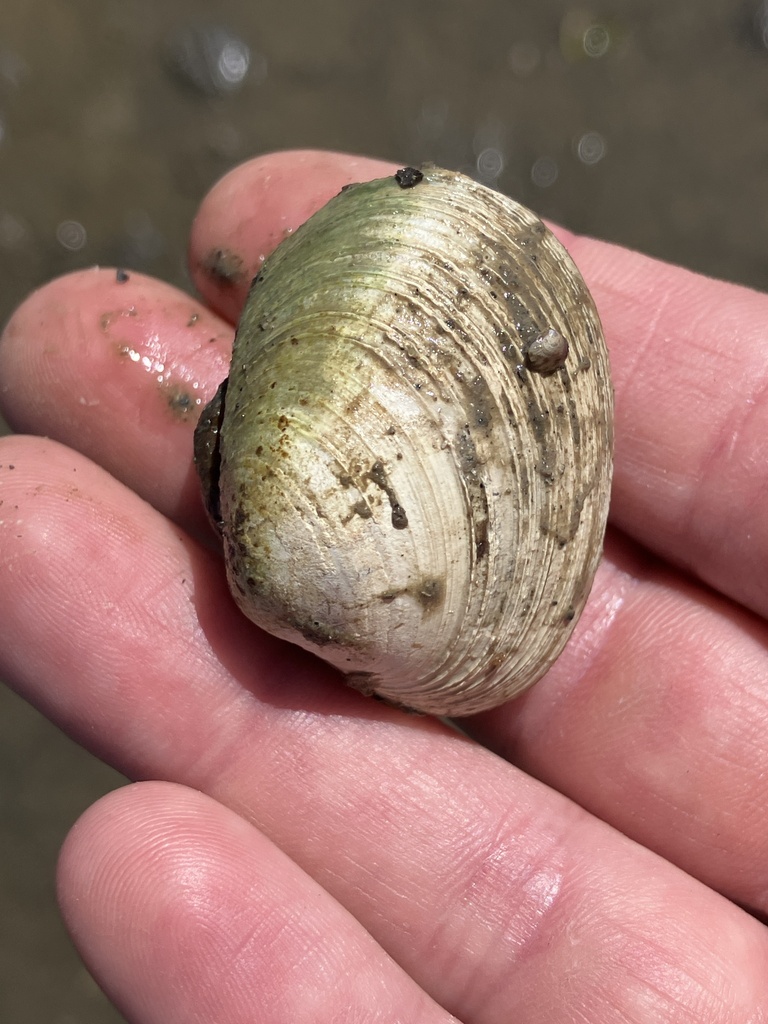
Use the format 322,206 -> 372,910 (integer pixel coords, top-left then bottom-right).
195,166 -> 613,716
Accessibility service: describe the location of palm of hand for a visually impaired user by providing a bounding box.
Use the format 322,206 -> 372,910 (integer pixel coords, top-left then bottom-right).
1,150 -> 767,1023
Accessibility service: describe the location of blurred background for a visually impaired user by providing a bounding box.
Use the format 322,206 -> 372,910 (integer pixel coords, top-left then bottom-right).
2,0 -> 768,1020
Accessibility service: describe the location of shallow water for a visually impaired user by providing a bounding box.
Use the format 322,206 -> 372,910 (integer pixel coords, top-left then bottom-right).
2,0 -> 768,1019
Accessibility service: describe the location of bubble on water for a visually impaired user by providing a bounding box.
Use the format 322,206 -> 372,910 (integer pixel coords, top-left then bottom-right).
165,25 -> 264,97
559,11 -> 613,61
531,156 -> 558,188
475,147 -> 505,183
217,39 -> 250,86
56,220 -> 87,252
583,23 -> 611,57
471,117 -> 506,184
575,131 -> 606,165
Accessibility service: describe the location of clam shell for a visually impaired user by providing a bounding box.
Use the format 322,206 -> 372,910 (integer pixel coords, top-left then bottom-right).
197,166 -> 613,716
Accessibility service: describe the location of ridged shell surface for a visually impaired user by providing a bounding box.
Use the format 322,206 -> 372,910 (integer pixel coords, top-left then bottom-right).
199,167 -> 613,716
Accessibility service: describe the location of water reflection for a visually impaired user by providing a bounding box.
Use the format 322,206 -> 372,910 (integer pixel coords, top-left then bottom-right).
559,10 -> 614,61
55,220 -> 87,252
476,147 -> 505,183
582,23 -> 611,58
575,130 -> 606,165
165,25 -> 265,97
531,155 -> 558,188
472,117 -> 506,185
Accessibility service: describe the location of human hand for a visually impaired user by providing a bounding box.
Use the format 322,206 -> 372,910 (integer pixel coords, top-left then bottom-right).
1,150 -> 768,1023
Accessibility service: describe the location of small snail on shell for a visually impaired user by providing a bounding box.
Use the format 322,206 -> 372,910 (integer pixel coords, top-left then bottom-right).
195,165 -> 613,716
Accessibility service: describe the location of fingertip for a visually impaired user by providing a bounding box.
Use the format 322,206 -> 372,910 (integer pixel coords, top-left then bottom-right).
57,780 -> 178,919
189,149 -> 399,320
1,268 -> 105,429
57,780 -> 247,896
57,780 -> 446,1024
57,782 -> 246,1022
0,267 -> 232,529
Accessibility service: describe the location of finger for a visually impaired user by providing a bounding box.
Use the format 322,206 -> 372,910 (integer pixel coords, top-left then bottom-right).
0,268 -> 232,535
466,528 -> 768,904
3,436 -> 768,1023
557,231 -> 768,619
0,433 -> 350,760
188,149 -> 397,322
58,782 -> 453,1024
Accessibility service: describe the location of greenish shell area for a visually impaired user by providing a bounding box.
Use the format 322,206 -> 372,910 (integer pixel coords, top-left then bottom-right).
203,166 -> 613,715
